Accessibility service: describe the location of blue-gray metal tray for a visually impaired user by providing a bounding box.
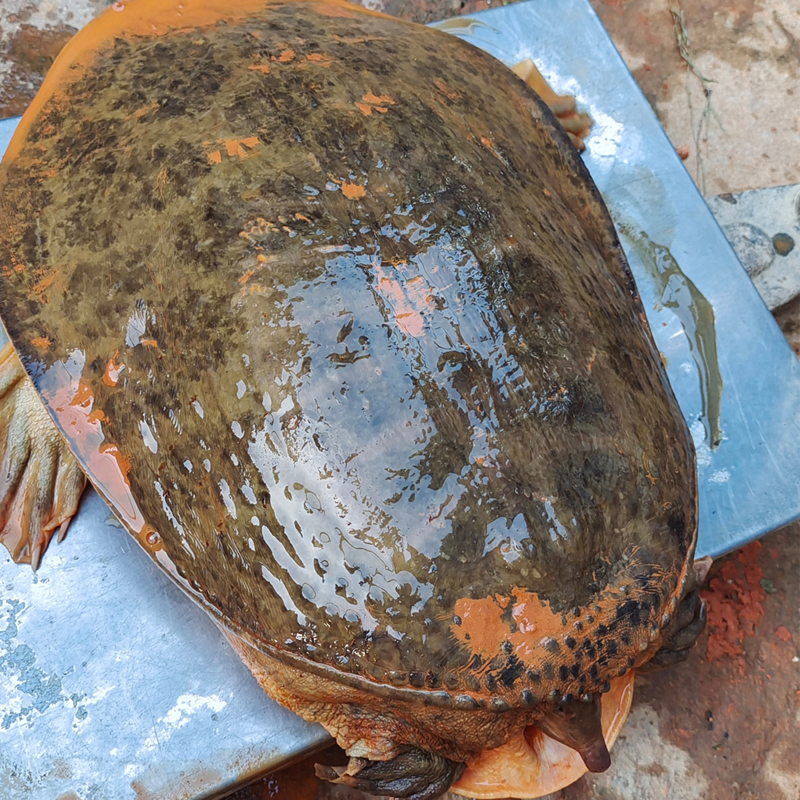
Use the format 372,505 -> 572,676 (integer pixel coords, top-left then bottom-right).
3,1 -> 800,798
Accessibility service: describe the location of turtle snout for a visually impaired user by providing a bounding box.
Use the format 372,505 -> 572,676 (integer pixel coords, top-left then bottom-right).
535,692 -> 612,772
579,739 -> 611,773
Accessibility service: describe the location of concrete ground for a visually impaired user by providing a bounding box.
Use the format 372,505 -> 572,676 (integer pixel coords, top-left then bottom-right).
0,1 -> 797,799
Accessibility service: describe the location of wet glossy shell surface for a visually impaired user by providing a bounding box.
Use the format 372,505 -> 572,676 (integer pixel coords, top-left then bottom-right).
0,0 -> 696,708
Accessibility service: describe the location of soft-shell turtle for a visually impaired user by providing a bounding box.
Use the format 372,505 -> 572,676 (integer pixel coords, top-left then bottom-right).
0,1 -> 709,797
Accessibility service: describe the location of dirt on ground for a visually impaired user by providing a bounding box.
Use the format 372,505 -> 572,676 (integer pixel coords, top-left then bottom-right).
589,0 -> 799,194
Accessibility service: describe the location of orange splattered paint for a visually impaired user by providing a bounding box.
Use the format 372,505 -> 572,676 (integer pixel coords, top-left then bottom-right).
372,264 -> 437,338
477,133 -> 507,164
433,77 -> 462,102
306,53 -> 332,67
140,339 -> 159,349
275,49 -> 295,62
702,541 -> 768,671
103,356 -> 125,386
248,63 -> 271,74
642,454 -> 656,486
453,590 -> 571,663
241,284 -> 269,296
47,373 -> 145,533
355,92 -> 395,116
509,591 -> 570,658
209,137 -> 260,163
341,182 -> 366,200
30,336 -> 51,349
101,442 -> 131,479
452,596 -> 507,658
29,270 -> 59,301
364,92 -> 394,106
450,564 -> 664,683
226,139 -> 245,157
775,626 -> 792,642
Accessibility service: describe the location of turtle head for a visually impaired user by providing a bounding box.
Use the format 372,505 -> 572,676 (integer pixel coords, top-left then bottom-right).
535,693 -> 611,773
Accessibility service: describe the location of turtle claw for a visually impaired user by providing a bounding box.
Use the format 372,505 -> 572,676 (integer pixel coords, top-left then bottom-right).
56,517 -> 72,544
669,595 -> 708,651
316,747 -> 465,800
0,343 -> 87,568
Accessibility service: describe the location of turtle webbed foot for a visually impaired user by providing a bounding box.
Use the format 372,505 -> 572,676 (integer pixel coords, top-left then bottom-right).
511,59 -> 593,152
642,557 -> 713,671
0,343 -> 87,568
316,746 -> 466,800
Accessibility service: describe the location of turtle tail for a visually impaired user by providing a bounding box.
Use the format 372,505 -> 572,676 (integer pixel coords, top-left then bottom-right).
0,342 -> 87,568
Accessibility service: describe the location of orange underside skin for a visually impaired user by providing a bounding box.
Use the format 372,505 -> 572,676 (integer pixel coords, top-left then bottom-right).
451,673 -> 635,800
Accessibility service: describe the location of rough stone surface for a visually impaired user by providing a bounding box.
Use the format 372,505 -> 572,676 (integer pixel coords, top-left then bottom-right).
707,183 -> 800,310
588,0 -> 800,196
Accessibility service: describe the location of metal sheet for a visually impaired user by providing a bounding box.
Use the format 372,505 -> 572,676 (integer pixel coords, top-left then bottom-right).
0,490 -> 329,800
2,1 -> 800,797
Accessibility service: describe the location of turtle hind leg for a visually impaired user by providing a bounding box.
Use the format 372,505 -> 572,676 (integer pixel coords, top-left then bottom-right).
0,342 -> 87,568
511,59 -> 594,152
641,557 -> 713,671
316,747 -> 466,800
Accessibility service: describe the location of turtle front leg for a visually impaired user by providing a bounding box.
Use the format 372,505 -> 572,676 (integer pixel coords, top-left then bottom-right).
0,342 -> 87,568
316,747 -> 466,800
511,59 -> 593,152
640,556 -> 713,671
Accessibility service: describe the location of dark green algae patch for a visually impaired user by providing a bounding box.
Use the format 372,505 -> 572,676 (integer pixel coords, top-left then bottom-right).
0,2 -> 696,705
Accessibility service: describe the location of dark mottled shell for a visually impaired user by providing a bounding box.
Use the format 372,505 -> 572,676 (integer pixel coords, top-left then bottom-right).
0,0 -> 696,707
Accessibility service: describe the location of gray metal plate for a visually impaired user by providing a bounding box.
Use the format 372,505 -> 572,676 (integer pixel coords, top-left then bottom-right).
2,1 -> 800,797
0,490 -> 329,800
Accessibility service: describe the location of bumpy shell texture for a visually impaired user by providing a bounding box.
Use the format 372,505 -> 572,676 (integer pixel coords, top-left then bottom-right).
0,0 -> 696,709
